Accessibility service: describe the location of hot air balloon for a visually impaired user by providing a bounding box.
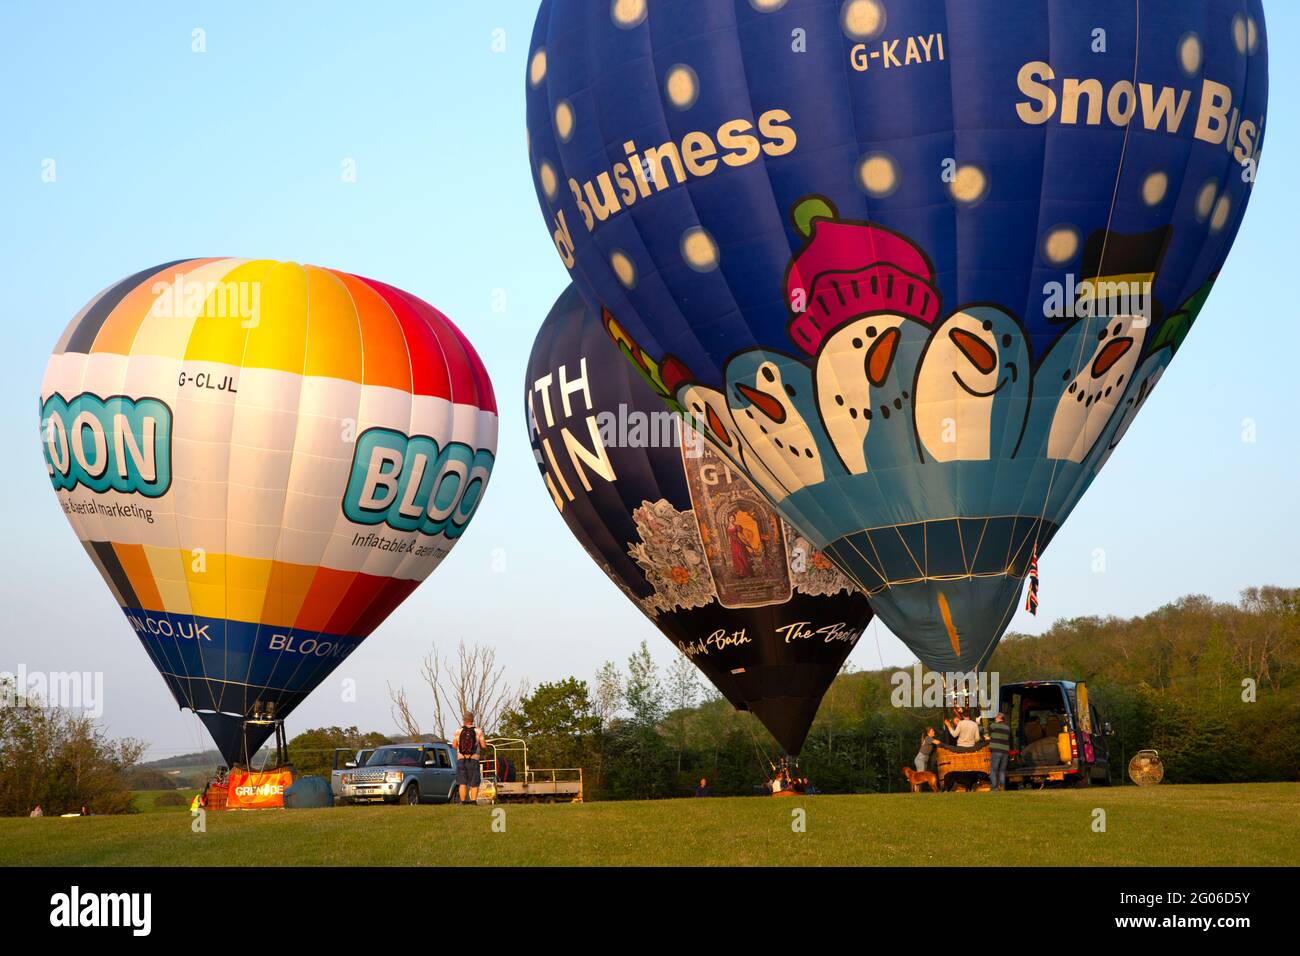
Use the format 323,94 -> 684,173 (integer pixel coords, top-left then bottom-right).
525,0 -> 1267,672
39,259 -> 497,766
527,284 -> 873,754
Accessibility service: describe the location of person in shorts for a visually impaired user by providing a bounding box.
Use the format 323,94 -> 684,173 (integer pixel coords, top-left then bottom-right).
455,711 -> 486,804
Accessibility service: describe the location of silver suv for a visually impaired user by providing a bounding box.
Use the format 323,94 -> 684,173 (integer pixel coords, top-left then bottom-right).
337,742 -> 459,805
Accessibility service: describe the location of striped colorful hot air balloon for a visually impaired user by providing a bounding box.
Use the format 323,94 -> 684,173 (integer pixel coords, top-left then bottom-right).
39,259 -> 497,766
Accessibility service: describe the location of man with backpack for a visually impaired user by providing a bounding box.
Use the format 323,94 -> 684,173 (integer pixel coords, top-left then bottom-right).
455,711 -> 487,805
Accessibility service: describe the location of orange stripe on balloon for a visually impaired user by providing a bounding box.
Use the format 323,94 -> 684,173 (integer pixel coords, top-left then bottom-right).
937,591 -> 961,659
257,560 -> 318,629
92,258 -> 225,356
112,543 -> 165,612
303,266 -> 363,382
335,271 -> 412,392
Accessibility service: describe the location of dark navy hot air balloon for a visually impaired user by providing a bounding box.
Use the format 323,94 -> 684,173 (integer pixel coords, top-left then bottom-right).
527,285 -> 874,753
525,0 -> 1267,672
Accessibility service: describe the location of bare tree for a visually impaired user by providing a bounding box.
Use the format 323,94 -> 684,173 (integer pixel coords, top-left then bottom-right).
388,640 -> 523,741
388,683 -> 423,740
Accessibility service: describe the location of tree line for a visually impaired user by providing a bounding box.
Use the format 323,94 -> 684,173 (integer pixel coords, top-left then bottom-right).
5,586 -> 1296,813
309,587 -> 1300,798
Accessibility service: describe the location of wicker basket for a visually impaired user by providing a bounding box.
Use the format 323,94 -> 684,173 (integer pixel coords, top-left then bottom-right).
936,747 -> 991,790
1127,750 -> 1164,786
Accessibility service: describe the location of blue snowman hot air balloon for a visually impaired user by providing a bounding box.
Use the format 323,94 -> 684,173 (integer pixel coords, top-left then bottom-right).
525,0 -> 1268,672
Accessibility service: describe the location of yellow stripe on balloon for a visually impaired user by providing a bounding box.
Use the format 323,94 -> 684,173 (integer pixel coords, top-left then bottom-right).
243,261 -> 309,374
143,545 -> 194,616
183,260 -> 276,367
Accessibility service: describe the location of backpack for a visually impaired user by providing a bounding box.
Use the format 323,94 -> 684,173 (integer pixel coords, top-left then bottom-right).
457,726 -> 479,757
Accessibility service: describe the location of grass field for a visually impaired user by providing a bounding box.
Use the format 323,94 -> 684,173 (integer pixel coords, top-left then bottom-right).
3,783 -> 1295,867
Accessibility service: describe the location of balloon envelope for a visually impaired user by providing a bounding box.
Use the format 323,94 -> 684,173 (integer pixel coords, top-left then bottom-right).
525,0 -> 1267,671
527,285 -> 873,753
40,259 -> 497,765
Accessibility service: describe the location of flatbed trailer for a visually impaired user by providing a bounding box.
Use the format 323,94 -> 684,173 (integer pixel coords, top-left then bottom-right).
478,737 -> 583,804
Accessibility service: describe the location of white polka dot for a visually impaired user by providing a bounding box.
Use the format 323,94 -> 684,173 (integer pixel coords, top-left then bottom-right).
857,152 -> 898,198
1195,180 -> 1218,222
1178,33 -> 1202,76
538,160 -> 559,201
1210,194 -> 1232,233
1233,14 -> 1249,55
749,0 -> 789,10
554,100 -> 575,143
611,250 -> 637,288
841,0 -> 886,40
948,164 -> 989,206
1142,170 -> 1169,206
611,0 -> 647,29
665,64 -> 699,110
681,228 -> 720,272
1042,226 -> 1081,266
528,49 -> 547,87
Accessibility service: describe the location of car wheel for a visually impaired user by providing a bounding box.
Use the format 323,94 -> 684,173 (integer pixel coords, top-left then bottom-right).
450,786 -> 461,805
404,783 -> 420,805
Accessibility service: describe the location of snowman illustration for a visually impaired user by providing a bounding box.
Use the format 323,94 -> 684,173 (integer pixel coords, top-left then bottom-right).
783,197 -> 942,475
913,304 -> 1032,462
659,355 -> 790,504
722,348 -> 843,495
1018,227 -> 1172,464
1091,345 -> 1173,474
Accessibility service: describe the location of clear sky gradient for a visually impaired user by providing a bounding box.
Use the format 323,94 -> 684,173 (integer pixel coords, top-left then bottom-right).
2,2 -> 1297,757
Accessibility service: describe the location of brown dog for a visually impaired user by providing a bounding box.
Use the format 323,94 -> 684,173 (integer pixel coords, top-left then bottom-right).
902,767 -> 938,793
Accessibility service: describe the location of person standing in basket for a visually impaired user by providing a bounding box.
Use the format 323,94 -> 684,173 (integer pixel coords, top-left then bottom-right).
455,711 -> 487,805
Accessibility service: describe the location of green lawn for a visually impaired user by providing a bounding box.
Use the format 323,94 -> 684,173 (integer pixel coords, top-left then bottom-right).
3,783 -> 1295,866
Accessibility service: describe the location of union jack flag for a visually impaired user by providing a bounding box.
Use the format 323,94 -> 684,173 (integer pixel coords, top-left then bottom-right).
1025,545 -> 1040,615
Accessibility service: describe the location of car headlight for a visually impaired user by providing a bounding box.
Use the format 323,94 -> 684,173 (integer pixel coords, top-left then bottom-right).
385,771 -> 404,783
342,774 -> 351,784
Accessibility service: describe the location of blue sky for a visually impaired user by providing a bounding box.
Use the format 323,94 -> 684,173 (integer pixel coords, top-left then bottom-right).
2,2 -> 1297,758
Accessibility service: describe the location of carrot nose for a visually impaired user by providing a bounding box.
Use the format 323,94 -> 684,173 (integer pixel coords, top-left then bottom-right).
704,405 -> 733,447
948,327 -> 997,375
866,327 -> 900,388
734,382 -> 787,423
1091,337 -> 1133,378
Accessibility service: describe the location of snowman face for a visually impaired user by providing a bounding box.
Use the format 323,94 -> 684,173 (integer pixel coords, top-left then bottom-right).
813,313 -> 919,474
1047,313 -> 1148,462
1094,348 -> 1171,472
915,307 -> 1030,462
724,351 -> 827,494
676,382 -> 788,503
